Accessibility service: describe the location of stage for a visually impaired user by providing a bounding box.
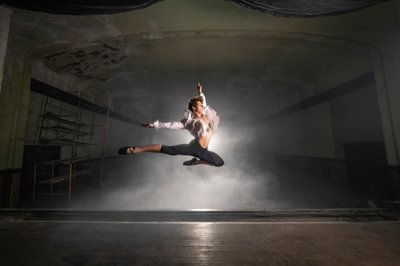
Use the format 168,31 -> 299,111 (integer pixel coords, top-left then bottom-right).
1,209 -> 399,265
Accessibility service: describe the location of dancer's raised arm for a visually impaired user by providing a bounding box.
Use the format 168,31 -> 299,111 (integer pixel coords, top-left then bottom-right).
197,82 -> 202,95
197,82 -> 207,107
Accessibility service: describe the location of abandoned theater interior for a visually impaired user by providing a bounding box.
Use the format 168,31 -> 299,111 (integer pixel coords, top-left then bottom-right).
0,0 -> 400,265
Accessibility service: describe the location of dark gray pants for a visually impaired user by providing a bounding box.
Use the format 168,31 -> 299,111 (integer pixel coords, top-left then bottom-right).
160,140 -> 224,167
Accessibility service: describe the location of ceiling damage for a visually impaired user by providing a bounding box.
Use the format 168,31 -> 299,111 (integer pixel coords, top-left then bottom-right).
43,43 -> 127,82
1,0 -> 396,121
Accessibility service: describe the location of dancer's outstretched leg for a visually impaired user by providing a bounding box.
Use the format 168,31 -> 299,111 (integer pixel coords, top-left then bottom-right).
119,144 -> 161,154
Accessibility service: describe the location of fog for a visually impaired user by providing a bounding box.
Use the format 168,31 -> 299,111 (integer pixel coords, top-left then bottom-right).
67,67 -> 370,210
63,37 -> 376,210
82,118 -> 279,210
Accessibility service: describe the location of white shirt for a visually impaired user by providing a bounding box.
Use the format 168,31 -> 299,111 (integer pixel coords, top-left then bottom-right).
153,92 -> 219,139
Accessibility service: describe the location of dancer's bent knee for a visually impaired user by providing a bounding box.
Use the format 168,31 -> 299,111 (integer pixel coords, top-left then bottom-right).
214,158 -> 224,167
199,151 -> 224,167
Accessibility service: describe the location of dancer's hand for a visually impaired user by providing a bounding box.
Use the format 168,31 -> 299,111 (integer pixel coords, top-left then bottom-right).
142,123 -> 155,128
197,82 -> 203,94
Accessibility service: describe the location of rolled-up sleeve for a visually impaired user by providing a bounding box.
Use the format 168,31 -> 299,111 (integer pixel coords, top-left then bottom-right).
153,120 -> 185,129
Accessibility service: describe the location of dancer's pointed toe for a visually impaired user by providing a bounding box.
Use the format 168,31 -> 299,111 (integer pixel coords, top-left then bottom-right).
118,146 -> 136,155
118,147 -> 128,154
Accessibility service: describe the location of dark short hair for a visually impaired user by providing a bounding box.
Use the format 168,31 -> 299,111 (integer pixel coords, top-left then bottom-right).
188,96 -> 204,111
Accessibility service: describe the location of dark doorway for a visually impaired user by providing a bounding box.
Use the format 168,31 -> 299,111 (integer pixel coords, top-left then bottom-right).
343,141 -> 391,201
20,145 -> 60,206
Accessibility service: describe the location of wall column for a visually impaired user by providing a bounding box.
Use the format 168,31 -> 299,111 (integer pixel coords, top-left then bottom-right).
0,6 -> 12,93
372,32 -> 400,167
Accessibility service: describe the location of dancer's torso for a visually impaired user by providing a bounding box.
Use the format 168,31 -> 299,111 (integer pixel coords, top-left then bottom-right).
189,117 -> 212,148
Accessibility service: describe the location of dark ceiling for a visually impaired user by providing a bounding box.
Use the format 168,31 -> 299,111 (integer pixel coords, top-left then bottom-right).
2,0 -> 388,16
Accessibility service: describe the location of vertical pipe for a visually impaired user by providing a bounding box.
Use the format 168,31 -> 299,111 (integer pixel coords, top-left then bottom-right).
50,163 -> 54,194
68,162 -> 73,203
32,162 -> 37,202
100,93 -> 111,185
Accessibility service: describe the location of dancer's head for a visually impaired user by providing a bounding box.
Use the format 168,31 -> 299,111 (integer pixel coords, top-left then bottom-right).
188,96 -> 204,113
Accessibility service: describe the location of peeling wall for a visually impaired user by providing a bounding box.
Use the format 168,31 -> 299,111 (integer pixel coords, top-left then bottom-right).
0,52 -> 32,170
0,6 -> 12,93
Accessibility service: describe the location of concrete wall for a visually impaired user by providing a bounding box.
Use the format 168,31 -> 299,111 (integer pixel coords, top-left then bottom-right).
330,84 -> 384,159
262,103 -> 335,158
372,35 -> 400,166
262,32 -> 400,166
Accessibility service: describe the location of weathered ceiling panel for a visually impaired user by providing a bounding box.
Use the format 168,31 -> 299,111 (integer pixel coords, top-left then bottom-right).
2,0 -> 389,16
2,0 -> 163,15
229,0 -> 388,17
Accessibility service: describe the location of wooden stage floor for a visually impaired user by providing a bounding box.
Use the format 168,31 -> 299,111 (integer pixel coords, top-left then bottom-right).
1,209 -> 400,265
